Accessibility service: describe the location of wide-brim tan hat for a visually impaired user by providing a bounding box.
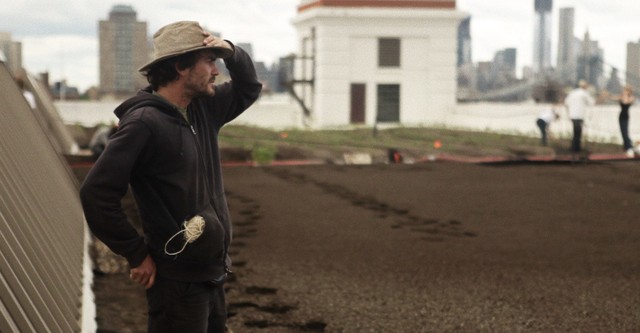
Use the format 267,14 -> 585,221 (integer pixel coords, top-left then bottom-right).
138,21 -> 233,73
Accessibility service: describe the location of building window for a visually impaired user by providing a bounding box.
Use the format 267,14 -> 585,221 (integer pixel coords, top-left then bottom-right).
376,84 -> 400,123
378,38 -> 401,67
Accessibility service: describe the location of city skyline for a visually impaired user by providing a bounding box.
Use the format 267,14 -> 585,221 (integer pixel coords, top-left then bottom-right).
458,0 -> 639,80
1,0 -> 638,91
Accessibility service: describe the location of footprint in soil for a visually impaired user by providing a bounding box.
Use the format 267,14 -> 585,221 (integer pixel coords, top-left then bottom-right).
225,191 -> 329,332
229,300 -> 296,314
245,286 -> 278,295
244,319 -> 327,332
263,168 -> 479,242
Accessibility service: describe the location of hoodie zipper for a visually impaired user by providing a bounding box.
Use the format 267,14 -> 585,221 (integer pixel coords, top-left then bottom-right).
187,119 -> 231,276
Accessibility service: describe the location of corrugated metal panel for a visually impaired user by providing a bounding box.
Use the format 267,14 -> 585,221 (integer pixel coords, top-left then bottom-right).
18,69 -> 79,156
0,63 -> 86,331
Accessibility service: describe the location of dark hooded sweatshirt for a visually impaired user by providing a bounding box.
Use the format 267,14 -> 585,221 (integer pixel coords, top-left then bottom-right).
80,46 -> 262,282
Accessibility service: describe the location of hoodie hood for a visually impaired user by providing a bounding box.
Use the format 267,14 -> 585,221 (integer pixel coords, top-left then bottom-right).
114,86 -> 181,120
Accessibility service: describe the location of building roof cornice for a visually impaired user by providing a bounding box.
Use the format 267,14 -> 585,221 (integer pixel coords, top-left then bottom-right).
298,0 -> 456,12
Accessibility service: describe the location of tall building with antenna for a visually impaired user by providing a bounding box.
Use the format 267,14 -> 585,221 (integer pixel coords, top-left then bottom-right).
533,0 -> 552,76
99,5 -> 149,98
556,7 -> 575,84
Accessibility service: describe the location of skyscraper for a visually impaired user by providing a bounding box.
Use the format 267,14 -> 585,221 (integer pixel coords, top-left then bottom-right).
557,7 -> 575,84
0,31 -> 22,75
494,48 -> 517,75
99,5 -> 149,98
533,0 -> 552,75
457,16 -> 472,67
627,40 -> 640,92
456,16 -> 474,99
577,30 -> 604,88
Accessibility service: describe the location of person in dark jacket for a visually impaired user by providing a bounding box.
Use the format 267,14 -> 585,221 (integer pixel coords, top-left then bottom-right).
80,20 -> 261,333
609,85 -> 636,156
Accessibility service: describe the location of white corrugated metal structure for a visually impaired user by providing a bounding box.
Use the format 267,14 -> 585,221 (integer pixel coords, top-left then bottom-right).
292,0 -> 465,128
0,62 -> 92,331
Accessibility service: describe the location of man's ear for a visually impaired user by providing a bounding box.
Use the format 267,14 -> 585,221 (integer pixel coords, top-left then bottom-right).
175,63 -> 189,78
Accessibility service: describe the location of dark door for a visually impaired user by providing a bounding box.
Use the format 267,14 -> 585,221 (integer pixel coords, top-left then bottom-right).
376,84 -> 400,123
350,83 -> 366,124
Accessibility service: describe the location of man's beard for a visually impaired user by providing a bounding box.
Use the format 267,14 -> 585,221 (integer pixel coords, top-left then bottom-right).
186,80 -> 216,99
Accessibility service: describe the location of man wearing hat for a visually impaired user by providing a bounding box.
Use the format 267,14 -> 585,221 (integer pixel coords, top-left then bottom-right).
80,21 -> 262,332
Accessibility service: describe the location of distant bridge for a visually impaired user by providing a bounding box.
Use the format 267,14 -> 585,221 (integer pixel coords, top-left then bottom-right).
461,58 -> 638,103
459,78 -> 537,102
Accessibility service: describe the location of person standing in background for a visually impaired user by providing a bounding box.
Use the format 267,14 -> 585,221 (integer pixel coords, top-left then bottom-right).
610,85 -> 636,157
564,80 -> 595,153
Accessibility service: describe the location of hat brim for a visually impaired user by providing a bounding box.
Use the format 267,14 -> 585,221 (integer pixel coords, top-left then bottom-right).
138,45 -> 233,73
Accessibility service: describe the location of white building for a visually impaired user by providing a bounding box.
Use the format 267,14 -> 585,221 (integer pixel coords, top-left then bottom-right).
291,0 -> 465,128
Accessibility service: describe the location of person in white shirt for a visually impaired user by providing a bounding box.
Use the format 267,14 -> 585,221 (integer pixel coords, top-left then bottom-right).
564,80 -> 595,152
536,105 -> 560,146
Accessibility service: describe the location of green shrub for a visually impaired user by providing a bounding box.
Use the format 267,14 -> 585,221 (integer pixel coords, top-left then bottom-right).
251,145 -> 277,165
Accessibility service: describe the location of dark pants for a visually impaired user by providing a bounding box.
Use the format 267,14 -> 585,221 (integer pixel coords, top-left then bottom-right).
571,119 -> 583,152
536,118 -> 548,146
146,276 -> 227,333
619,115 -> 632,150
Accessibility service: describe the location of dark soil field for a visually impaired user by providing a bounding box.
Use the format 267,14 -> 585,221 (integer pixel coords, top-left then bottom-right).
75,158 -> 640,332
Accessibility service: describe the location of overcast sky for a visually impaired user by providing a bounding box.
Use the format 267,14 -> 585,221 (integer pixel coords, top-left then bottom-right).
458,0 -> 640,78
1,0 -> 639,91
